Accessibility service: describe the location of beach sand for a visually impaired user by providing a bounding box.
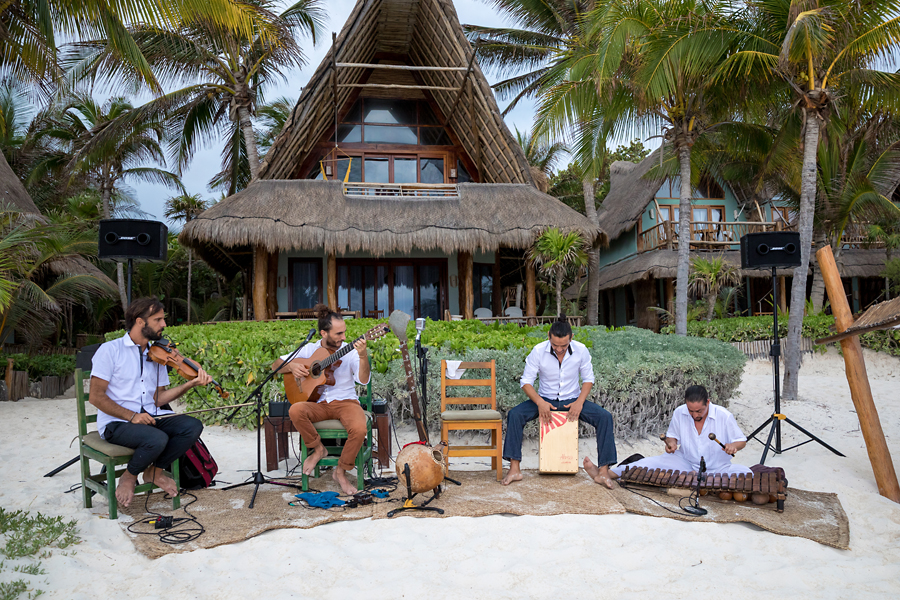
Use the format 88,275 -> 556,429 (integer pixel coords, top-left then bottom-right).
1,347 -> 899,599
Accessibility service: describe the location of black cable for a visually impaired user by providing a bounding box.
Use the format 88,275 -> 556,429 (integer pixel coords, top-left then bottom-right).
126,491 -> 205,544
617,481 -> 704,518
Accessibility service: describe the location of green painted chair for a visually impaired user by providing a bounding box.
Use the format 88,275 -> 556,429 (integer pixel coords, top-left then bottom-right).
300,380 -> 374,491
76,368 -> 180,519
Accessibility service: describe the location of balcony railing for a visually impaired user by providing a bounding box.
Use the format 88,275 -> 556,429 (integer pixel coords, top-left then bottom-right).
637,221 -> 787,253
342,182 -> 459,199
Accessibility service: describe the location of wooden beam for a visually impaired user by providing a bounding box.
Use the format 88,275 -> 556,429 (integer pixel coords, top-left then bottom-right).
338,83 -> 459,91
818,245 -> 900,503
492,251 -> 502,317
526,263 -> 537,322
443,47 -> 478,126
336,63 -> 469,72
458,251 -> 474,320
327,254 -> 338,310
267,251 -> 278,319
253,246 -> 268,322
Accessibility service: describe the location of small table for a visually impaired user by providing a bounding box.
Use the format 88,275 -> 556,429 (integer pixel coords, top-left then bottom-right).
263,416 -> 297,472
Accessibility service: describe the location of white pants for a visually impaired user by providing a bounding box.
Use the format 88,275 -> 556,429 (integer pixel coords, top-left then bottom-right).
610,452 -> 752,477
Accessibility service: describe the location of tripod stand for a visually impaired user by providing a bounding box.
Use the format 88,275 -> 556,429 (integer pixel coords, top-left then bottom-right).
746,266 -> 844,464
223,328 -> 316,508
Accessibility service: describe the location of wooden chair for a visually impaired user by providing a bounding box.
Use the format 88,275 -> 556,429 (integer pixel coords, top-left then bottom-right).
440,360 -> 503,480
299,380 -> 374,491
75,369 -> 180,519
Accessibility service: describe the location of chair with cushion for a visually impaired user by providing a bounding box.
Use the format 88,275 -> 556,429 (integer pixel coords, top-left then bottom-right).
440,360 -> 503,480
299,380 -> 374,491
76,368 -> 180,519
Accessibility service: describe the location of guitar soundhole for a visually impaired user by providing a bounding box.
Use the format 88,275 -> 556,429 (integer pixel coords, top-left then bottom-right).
311,363 -> 322,377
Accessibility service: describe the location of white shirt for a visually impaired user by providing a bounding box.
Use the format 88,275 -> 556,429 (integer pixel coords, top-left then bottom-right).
520,339 -> 595,400
91,333 -> 171,438
281,340 -> 370,404
666,403 -> 747,472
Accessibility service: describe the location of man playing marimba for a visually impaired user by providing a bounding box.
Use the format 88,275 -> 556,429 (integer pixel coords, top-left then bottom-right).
585,385 -> 751,484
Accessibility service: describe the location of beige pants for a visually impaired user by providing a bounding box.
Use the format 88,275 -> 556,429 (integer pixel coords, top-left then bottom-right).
289,399 -> 367,471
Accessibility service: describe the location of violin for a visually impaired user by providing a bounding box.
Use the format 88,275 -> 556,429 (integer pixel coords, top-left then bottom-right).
148,338 -> 230,400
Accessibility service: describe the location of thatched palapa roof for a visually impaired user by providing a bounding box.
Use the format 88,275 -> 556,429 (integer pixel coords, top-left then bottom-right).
596,150 -> 666,242
258,0 -> 535,185
182,180 -> 599,276
1,153 -> 41,213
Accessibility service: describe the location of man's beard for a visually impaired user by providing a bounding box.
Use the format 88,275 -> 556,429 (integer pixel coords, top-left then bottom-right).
322,335 -> 340,350
142,325 -> 163,341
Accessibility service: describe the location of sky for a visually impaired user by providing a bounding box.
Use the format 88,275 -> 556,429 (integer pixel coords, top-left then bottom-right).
130,0 -> 541,229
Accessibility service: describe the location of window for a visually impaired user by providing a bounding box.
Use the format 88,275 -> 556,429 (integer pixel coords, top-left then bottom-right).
337,259 -> 446,320
473,263 -> 493,310
658,204 -> 725,240
289,258 -> 322,310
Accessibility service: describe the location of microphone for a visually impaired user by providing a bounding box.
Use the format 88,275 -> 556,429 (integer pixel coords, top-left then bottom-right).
699,456 -> 707,482
414,317 -> 425,344
304,328 -> 316,343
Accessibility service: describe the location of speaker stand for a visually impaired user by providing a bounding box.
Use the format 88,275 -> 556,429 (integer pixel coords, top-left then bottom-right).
747,267 -> 845,463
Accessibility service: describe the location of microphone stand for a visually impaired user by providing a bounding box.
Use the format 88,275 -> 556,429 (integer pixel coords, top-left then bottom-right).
682,456 -> 708,516
223,328 -> 316,508
415,333 -> 428,432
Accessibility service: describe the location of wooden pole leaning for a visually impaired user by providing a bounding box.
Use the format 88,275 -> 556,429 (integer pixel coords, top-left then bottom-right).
817,245 -> 900,503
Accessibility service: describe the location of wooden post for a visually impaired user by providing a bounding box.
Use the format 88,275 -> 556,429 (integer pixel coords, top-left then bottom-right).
327,254 -> 338,310
778,276 -> 787,314
5,359 -> 12,400
253,246 -> 268,322
267,251 -> 278,319
492,251 -> 502,317
458,251 -> 474,320
817,245 -> 900,503
525,263 -> 537,324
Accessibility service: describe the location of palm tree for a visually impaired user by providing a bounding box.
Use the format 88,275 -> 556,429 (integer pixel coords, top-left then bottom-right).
515,127 -> 567,192
688,254 -> 741,322
527,227 -> 589,317
58,94 -> 185,308
540,0 -> 737,335
465,1 -> 608,324
66,0 -> 325,188
721,0 -> 900,400
165,193 -> 209,323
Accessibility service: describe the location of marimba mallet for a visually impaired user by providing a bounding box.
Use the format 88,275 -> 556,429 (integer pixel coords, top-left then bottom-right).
708,433 -> 729,452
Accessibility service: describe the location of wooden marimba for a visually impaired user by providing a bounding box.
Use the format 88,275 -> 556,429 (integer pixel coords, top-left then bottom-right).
619,466 -> 787,512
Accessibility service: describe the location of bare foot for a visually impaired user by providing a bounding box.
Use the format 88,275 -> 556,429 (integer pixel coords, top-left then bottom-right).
142,466 -> 178,497
303,444 -> 328,475
501,461 -> 523,486
333,467 -> 358,495
116,471 -> 138,507
583,458 -> 616,489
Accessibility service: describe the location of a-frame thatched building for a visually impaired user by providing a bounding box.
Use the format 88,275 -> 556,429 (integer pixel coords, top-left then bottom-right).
180,0 -> 600,322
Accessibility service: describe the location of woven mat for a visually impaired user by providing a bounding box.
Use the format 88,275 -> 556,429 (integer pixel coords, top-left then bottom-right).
610,485 -> 850,550
117,470 -> 622,559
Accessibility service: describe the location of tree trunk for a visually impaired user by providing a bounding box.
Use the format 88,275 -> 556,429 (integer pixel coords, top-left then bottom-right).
808,231 -> 828,313
187,247 -> 193,323
706,292 -> 716,321
238,105 -> 260,181
556,274 -> 563,318
783,112 -> 820,401
582,178 -> 600,325
675,143 -> 693,335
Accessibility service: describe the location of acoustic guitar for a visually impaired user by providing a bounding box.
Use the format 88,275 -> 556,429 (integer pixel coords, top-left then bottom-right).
283,324 -> 389,404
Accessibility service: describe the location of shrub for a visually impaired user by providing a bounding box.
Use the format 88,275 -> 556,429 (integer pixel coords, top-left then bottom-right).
104,321 -> 745,438
3,354 -> 75,379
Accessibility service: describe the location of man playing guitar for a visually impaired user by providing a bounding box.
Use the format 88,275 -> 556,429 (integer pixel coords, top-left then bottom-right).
271,304 -> 370,495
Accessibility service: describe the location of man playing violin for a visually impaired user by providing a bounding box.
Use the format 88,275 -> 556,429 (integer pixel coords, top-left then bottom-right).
90,297 -> 212,508
271,304 -> 370,495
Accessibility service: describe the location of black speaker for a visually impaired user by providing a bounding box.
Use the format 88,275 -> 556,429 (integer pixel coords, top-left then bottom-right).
98,219 -> 168,262
740,231 -> 802,269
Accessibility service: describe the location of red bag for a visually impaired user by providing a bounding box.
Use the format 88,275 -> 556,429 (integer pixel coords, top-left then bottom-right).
180,438 -> 218,489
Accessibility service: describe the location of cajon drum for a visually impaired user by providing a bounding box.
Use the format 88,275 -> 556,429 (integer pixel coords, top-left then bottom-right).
539,411 -> 579,474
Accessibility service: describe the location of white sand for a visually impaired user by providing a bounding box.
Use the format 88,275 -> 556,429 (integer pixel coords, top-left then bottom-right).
2,347 -> 899,599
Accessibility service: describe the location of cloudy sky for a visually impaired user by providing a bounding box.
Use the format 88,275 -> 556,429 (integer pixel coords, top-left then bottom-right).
132,0 -> 542,229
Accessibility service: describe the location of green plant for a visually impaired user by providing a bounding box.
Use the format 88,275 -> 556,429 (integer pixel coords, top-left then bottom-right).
689,255 -> 741,321
0,508 -> 79,600
3,354 -> 75,379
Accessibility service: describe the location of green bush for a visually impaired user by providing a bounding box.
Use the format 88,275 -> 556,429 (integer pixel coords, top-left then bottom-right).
3,354 -> 75,379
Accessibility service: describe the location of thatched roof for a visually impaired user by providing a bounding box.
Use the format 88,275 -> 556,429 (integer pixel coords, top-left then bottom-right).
1,152 -> 40,213
834,249 -> 892,278
596,149 -> 665,242
596,250 -> 804,291
181,179 -> 599,275
258,0 -> 535,185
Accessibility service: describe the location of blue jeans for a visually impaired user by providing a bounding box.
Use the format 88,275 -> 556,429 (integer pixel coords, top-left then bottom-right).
105,414 -> 203,476
502,396 -> 617,467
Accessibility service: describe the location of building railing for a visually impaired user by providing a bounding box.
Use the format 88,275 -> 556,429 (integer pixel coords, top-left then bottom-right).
637,221 -> 789,253
342,182 -> 459,199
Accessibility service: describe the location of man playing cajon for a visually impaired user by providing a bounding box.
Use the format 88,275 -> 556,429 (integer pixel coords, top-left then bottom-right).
502,317 -> 617,487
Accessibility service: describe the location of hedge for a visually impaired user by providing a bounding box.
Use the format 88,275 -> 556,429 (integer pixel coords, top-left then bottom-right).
105,320 -> 746,438
4,353 -> 76,379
